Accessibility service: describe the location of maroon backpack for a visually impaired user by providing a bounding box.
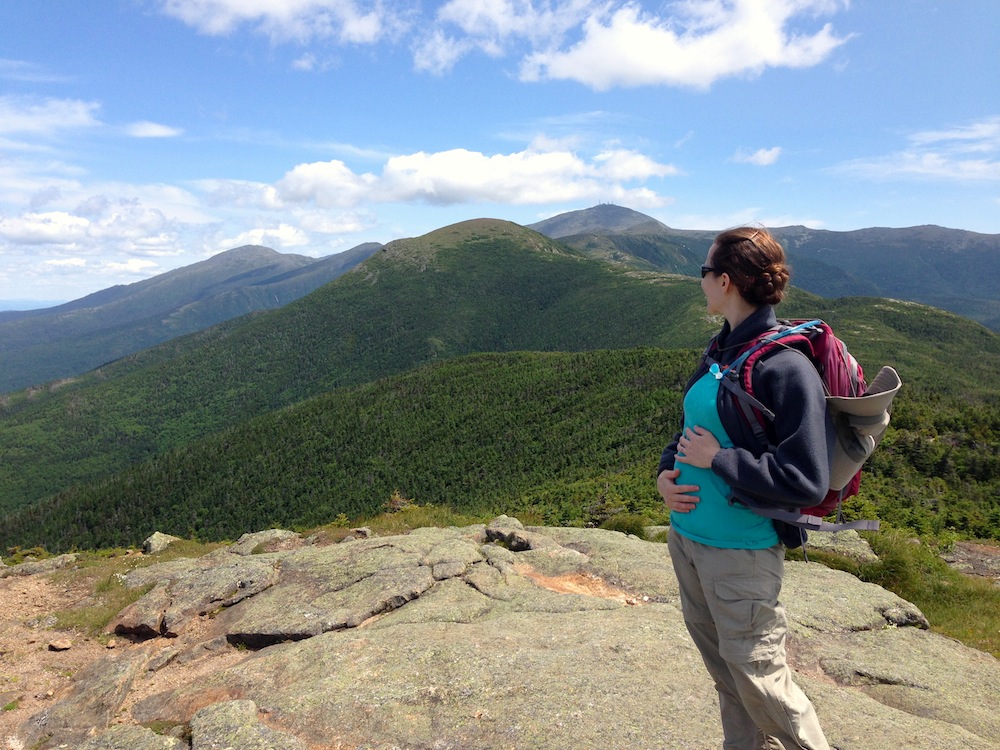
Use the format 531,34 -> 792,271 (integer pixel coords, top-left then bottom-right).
705,319 -> 883,532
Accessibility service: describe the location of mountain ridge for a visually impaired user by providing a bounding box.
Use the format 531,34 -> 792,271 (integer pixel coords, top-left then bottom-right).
0,221 -> 713,519
530,205 -> 1000,330
3,205 -> 997,395
530,203 -> 671,237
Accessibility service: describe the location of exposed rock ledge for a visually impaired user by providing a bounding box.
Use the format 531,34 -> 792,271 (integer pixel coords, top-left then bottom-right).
9,517 -> 1000,750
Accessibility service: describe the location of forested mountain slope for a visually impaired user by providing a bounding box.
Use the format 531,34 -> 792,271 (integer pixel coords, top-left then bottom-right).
0,220 -> 709,515
0,243 -> 379,393
3,309 -> 999,552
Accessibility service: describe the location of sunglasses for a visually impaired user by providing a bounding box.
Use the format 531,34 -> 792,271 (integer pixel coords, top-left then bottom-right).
700,265 -> 719,278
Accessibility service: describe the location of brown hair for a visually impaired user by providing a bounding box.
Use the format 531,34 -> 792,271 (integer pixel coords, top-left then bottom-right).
710,227 -> 790,306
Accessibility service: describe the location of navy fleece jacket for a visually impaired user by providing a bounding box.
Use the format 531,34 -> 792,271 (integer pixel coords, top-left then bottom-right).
658,305 -> 832,512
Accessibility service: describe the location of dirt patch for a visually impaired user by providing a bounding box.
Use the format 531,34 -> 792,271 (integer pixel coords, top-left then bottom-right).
0,576 -> 112,745
515,565 -> 645,604
0,572 -> 248,748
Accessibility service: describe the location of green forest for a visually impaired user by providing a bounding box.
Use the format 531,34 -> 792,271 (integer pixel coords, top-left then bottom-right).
2,341 -> 998,553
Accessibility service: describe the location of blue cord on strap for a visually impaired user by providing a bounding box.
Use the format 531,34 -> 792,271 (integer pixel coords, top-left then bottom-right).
724,319 -> 823,375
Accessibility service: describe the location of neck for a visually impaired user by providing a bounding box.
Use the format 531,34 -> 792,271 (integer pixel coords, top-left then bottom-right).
724,298 -> 758,331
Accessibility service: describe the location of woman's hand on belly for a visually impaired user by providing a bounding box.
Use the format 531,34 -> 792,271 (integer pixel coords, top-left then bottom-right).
674,426 -> 721,469
657,468 -> 700,513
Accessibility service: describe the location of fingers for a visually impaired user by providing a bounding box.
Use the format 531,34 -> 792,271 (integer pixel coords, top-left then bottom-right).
678,425 -> 708,448
663,489 -> 699,512
657,468 -> 695,492
676,427 -> 695,454
656,468 -> 699,513
668,496 -> 699,513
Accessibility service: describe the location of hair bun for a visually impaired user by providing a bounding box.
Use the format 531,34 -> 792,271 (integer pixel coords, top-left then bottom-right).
748,264 -> 789,305
711,227 -> 790,306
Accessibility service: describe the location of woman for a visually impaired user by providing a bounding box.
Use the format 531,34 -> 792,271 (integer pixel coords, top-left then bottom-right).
657,227 -> 831,750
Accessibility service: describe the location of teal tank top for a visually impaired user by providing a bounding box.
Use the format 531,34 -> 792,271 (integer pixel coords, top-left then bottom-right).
671,372 -> 779,549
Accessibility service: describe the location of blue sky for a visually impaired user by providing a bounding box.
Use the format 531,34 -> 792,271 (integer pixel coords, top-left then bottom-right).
0,0 -> 997,303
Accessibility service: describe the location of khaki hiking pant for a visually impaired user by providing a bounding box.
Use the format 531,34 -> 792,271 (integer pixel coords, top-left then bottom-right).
668,528 -> 830,750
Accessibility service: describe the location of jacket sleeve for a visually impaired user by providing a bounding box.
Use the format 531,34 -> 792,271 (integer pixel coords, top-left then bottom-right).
710,348 -> 831,508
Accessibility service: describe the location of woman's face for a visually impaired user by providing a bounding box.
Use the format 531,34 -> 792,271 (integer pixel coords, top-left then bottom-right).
701,242 -> 726,314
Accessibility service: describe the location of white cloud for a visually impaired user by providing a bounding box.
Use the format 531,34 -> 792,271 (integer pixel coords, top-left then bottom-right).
434,0 -> 592,46
0,159 -> 86,211
0,211 -> 90,245
198,145 -> 674,218
45,257 -> 87,268
0,98 -> 676,297
413,28 -> 474,74
296,209 -> 372,234
277,160 -> 378,207
198,179 -> 283,209
909,118 -> 1000,150
833,116 -> 1000,181
438,0 -> 544,38
379,148 -> 589,204
520,0 -> 851,90
594,148 -> 680,180
840,153 -> 1000,181
85,200 -> 173,243
38,183 -> 215,227
415,0 -> 606,74
0,185 -> 196,296
0,95 -> 102,135
155,0 -> 401,43
0,197 -> 183,255
733,147 -> 782,166
264,145 -> 675,208
290,52 -> 341,72
152,1 -> 850,89
292,53 -> 318,70
125,121 -> 185,138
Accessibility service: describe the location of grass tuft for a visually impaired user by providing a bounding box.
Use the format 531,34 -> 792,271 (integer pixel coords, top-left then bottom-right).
365,503 -> 490,536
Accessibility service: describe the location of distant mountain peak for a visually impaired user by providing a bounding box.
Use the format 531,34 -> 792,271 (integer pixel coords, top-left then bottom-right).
529,204 -> 668,238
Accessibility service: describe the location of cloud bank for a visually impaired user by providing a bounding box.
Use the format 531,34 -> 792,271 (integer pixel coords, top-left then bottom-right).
154,0 -> 851,90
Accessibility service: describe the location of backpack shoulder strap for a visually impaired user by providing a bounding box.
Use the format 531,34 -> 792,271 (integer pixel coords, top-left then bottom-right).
725,319 -> 823,377
709,320 -> 825,450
